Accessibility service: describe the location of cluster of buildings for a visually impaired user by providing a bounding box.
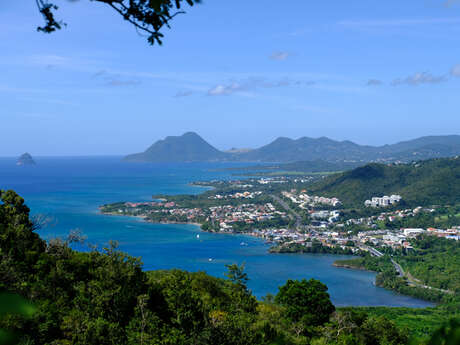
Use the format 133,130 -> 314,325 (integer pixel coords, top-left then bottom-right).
208,191 -> 262,200
360,226 -> 460,249
258,178 -> 288,185
311,210 -> 341,224
344,207 -> 434,228
124,201 -> 176,208
208,203 -> 287,231
150,207 -> 206,221
364,195 -> 402,207
282,190 -> 342,207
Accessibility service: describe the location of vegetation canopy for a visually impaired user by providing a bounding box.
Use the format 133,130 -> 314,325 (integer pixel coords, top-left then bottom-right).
35,0 -> 201,45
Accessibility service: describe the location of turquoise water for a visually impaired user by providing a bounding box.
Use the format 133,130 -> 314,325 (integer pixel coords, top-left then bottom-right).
0,156 -> 433,307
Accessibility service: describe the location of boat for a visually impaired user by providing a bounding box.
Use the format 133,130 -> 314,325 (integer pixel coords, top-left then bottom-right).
196,234 -> 200,239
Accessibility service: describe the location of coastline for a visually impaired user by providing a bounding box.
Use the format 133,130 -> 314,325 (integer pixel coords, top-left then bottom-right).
98,214 -> 437,305
101,211 -> 204,229
332,262 -> 375,273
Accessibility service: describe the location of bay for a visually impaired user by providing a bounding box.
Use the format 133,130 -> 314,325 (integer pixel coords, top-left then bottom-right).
0,156 -> 433,307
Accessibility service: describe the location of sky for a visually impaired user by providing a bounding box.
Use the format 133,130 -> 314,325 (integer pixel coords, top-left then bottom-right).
1,0 -> 460,156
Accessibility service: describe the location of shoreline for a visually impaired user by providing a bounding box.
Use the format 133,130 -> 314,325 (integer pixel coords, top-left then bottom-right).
332,262 -> 376,273
99,211 -> 437,305
101,211 -> 204,228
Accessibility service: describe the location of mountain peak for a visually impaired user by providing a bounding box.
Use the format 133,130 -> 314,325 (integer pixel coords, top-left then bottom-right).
17,153 -> 36,166
124,132 -> 226,162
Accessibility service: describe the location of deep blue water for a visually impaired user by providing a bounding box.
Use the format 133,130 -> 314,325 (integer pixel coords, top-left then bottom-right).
0,156 -> 433,307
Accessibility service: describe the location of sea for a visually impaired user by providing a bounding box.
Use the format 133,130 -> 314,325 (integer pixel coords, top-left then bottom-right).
0,156 -> 434,307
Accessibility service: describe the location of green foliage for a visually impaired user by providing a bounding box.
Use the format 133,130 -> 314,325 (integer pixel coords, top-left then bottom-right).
427,318 -> 460,345
270,241 -> 356,255
398,235 -> 460,293
2,189 -> 460,344
275,279 -> 335,330
0,292 -> 36,345
334,251 -> 454,303
334,254 -> 394,272
0,190 -> 261,344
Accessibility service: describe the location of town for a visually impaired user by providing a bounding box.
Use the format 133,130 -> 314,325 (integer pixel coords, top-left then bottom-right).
100,177 -> 459,257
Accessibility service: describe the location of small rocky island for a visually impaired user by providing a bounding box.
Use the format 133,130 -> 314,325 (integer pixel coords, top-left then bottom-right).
17,153 -> 36,166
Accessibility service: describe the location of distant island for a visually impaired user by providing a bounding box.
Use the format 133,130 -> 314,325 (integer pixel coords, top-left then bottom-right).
16,153 -> 36,166
123,132 -> 460,163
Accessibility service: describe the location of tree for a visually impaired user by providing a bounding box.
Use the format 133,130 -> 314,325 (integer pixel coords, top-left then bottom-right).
35,0 -> 201,45
275,279 -> 335,328
428,318 -> 460,345
360,315 -> 408,345
225,264 -> 249,291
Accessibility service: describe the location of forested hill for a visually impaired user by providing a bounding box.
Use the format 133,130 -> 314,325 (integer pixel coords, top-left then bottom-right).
307,157 -> 460,208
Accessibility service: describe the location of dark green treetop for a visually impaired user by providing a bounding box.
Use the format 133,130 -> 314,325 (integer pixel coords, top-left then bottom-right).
35,0 -> 201,45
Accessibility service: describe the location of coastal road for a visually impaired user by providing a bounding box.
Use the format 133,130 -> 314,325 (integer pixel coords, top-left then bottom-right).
391,259 -> 404,277
365,245 -> 453,294
270,194 -> 302,229
364,246 -> 404,276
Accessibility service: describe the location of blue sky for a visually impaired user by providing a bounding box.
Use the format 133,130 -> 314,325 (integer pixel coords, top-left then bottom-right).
1,0 -> 460,156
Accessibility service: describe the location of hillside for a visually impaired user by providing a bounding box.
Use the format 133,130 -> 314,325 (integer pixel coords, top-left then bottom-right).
239,135 -> 460,163
238,136 -> 375,162
124,133 -> 460,163
124,132 -> 227,162
307,157 -> 460,208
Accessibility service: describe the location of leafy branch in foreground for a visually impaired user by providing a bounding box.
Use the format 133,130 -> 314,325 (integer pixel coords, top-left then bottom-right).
35,0 -> 201,45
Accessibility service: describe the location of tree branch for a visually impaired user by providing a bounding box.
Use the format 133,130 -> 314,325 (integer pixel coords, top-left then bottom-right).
35,0 -> 200,45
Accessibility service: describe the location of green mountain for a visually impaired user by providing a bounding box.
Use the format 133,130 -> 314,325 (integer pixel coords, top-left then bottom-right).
307,157 -> 460,208
124,132 -> 227,162
238,135 -> 460,163
124,133 -> 460,163
238,136 -> 374,162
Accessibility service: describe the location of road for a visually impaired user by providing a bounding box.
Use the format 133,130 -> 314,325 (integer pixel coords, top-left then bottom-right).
270,194 -> 302,229
366,246 -> 384,258
365,245 -> 453,294
364,246 -> 404,276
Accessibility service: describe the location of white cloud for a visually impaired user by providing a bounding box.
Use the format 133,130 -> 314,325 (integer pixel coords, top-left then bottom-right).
29,54 -> 69,67
270,51 -> 290,61
338,18 -> 460,27
367,79 -> 383,86
392,72 -> 447,86
106,79 -> 141,87
444,0 -> 460,7
207,77 -> 314,96
174,90 -> 194,98
451,64 -> 460,77
208,83 -> 242,96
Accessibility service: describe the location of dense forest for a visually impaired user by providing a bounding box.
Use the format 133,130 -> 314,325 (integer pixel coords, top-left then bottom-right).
1,190 -> 459,344
307,157 -> 460,208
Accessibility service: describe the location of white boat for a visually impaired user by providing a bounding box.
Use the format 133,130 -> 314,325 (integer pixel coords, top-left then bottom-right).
196,234 -> 200,239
